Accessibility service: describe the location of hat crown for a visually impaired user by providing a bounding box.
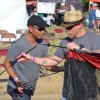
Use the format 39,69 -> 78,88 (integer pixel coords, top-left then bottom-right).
61,10 -> 84,28
92,3 -> 97,7
64,10 -> 83,23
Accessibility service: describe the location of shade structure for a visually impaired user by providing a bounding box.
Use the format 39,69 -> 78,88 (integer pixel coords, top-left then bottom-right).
0,0 -> 28,34
90,0 -> 100,2
39,0 -> 63,3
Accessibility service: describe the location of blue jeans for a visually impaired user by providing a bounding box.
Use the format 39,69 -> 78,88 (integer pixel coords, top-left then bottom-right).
7,85 -> 31,100
62,97 -> 67,100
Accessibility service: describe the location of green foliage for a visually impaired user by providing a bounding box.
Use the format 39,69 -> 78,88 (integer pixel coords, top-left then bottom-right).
82,0 -> 89,12
82,0 -> 89,6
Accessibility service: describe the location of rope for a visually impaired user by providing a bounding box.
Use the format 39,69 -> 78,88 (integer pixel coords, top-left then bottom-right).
43,43 -> 67,48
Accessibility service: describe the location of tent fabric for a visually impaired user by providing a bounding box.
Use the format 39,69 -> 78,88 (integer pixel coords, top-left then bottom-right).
64,58 -> 97,100
90,0 -> 100,2
63,50 -> 100,100
67,50 -> 100,69
0,0 -> 28,34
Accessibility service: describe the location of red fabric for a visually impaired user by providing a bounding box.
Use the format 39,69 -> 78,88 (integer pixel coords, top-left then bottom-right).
67,50 -> 100,69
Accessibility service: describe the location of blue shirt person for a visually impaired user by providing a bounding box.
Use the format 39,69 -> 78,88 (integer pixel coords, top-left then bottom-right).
88,3 -> 97,31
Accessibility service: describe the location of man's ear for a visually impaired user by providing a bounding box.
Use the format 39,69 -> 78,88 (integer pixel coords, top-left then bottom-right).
78,23 -> 82,29
28,26 -> 34,33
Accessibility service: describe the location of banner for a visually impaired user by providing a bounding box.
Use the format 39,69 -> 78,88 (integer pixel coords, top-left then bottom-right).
37,2 -> 55,14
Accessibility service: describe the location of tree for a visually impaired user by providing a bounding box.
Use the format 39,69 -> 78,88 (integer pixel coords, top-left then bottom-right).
82,0 -> 89,12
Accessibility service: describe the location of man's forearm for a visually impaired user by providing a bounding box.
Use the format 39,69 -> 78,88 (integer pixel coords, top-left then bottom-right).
34,56 -> 61,67
4,58 -> 18,81
17,53 -> 63,67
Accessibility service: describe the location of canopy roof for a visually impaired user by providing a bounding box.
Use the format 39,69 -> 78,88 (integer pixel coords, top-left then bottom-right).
90,0 -> 100,2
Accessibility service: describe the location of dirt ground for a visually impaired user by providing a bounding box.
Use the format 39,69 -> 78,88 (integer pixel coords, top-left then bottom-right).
0,67 -> 63,100
1,67 -> 100,100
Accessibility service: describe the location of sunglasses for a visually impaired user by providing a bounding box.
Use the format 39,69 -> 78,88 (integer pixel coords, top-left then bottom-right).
66,25 -> 75,30
37,28 -> 45,31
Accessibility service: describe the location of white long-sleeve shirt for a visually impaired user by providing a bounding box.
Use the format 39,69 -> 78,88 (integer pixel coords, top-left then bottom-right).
96,9 -> 100,18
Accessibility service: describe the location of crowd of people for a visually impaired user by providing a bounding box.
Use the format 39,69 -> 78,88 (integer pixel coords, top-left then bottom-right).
88,3 -> 100,32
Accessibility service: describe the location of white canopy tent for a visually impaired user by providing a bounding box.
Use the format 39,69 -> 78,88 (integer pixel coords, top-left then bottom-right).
0,0 -> 28,34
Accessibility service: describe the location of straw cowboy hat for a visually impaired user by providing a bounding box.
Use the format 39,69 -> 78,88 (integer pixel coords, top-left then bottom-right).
61,10 -> 85,28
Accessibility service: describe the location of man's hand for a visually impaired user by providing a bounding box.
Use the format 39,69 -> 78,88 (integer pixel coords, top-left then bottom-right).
17,53 -> 33,62
67,42 -> 80,50
14,79 -> 23,93
67,42 -> 91,52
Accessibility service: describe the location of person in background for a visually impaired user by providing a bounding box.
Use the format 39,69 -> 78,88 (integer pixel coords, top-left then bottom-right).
26,4 -> 36,16
65,0 -> 83,12
4,15 -> 48,100
88,3 -> 97,32
54,3 -> 63,26
18,10 -> 100,100
95,4 -> 100,28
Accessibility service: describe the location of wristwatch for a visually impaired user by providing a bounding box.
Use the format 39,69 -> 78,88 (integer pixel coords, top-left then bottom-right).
79,44 -> 84,50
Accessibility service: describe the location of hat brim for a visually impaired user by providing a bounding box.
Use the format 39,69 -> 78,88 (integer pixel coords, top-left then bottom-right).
61,17 -> 85,28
